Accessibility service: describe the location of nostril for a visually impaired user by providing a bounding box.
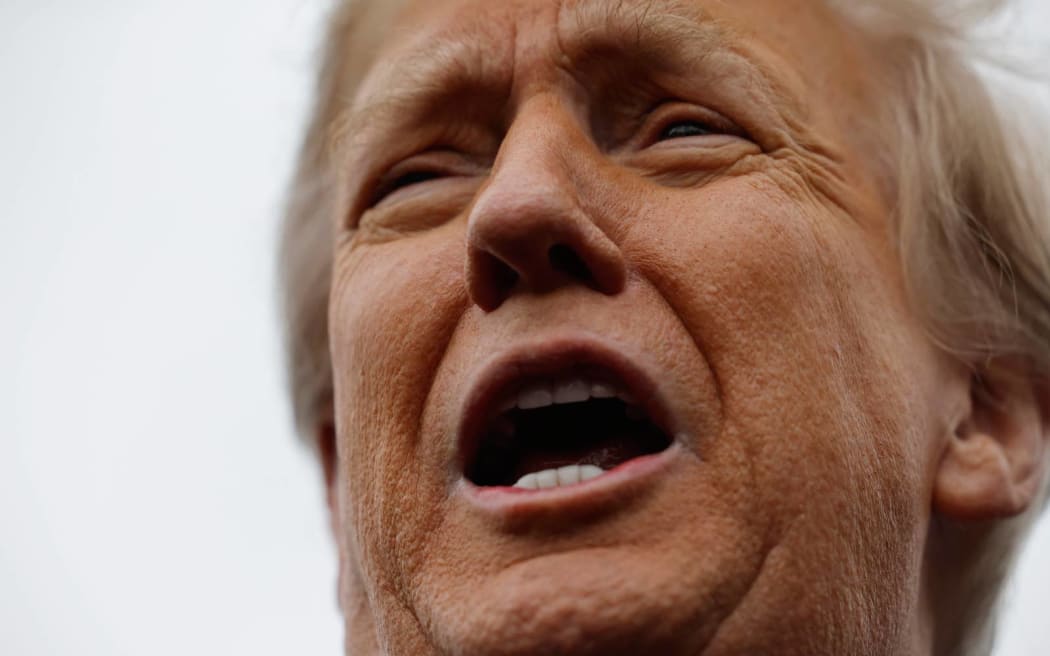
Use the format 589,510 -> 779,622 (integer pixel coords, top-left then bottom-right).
493,259 -> 519,294
548,244 -> 594,285
472,251 -> 519,309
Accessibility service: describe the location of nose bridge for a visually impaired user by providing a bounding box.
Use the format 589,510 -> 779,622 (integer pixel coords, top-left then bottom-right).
482,95 -> 583,214
465,95 -> 627,312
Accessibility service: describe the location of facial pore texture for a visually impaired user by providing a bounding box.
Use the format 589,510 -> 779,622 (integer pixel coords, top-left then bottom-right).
323,1 -> 974,654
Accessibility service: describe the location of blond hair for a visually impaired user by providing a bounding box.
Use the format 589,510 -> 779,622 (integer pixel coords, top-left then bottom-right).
837,0 -> 1050,379
278,1 -> 1050,653
826,3 -> 1050,654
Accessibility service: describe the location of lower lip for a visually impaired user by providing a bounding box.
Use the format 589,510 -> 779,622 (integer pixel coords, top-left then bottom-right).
460,442 -> 683,519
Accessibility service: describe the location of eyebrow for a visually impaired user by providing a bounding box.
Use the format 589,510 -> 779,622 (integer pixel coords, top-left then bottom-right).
332,0 -> 783,162
330,24 -> 509,160
557,0 -> 730,70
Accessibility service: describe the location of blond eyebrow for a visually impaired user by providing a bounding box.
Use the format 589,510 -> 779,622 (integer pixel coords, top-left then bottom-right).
331,29 -> 507,160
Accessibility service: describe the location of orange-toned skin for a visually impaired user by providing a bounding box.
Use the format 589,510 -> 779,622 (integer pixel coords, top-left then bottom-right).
322,1 -> 1047,654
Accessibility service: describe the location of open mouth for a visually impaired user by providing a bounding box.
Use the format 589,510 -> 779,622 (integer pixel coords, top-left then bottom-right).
463,374 -> 674,490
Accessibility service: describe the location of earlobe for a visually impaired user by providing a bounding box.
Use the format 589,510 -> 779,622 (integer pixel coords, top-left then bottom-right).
933,366 -> 1048,521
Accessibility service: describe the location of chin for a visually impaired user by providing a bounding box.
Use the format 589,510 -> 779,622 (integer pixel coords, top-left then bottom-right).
418,547 -> 720,656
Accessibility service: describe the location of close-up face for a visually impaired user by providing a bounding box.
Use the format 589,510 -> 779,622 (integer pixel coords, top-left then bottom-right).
326,0 -> 964,653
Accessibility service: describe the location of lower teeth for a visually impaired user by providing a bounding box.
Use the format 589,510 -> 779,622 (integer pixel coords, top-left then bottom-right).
513,464 -> 605,490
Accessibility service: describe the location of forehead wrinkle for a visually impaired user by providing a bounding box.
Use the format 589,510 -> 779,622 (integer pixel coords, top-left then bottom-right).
332,0 -> 814,167
556,0 -> 726,70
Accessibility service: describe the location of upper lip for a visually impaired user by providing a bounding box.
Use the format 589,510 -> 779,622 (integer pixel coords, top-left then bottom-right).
455,333 -> 681,480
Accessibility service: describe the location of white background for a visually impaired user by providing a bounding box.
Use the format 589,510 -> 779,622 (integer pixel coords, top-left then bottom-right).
1,1 -> 1048,654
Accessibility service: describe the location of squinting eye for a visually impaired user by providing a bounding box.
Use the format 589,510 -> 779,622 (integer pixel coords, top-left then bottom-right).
389,170 -> 441,194
659,121 -> 713,141
371,169 -> 443,206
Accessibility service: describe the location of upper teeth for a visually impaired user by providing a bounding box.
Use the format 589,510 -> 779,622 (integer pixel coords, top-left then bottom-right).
512,378 -> 632,411
514,464 -> 606,489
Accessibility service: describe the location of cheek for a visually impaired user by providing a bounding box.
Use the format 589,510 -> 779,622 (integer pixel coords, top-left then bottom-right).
628,177 -> 932,589
328,227 -> 468,594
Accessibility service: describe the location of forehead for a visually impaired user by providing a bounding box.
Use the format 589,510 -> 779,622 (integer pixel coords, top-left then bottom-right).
332,0 -> 891,224
351,0 -> 873,108
333,0 -> 888,191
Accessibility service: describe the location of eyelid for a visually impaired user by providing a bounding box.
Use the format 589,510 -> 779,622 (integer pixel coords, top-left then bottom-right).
641,102 -> 748,147
371,166 -> 445,207
368,151 -> 474,208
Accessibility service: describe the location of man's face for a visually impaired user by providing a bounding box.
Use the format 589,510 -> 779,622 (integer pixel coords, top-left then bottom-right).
328,0 -> 951,653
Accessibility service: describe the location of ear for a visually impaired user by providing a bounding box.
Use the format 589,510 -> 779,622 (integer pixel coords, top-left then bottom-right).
934,361 -> 1049,520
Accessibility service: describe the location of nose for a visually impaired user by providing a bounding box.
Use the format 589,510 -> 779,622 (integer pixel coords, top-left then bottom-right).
465,103 -> 627,312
